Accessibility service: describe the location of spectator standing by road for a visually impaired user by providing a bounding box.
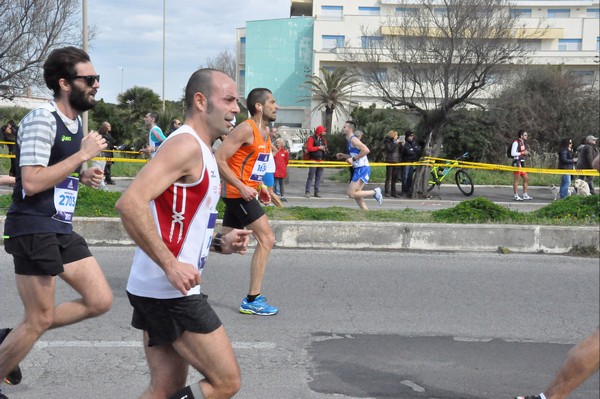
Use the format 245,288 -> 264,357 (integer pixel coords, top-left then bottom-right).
557,138 -> 576,199
579,135 -> 598,194
400,130 -> 422,198
1,120 -> 18,177
510,129 -> 533,201
383,130 -> 402,198
274,137 -> 289,201
99,121 -> 116,185
304,125 -> 328,198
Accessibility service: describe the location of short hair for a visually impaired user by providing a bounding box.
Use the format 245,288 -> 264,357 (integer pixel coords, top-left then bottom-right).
184,68 -> 221,111
147,112 -> 159,124
517,129 -> 527,138
345,120 -> 356,131
247,88 -> 272,116
43,47 -> 91,98
98,121 -> 110,135
387,130 -> 398,138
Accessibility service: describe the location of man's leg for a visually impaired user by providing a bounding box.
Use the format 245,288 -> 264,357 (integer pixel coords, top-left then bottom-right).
543,328 -> 600,399
169,327 -> 241,399
513,172 -> 521,196
347,180 -> 369,210
139,332 -> 189,399
245,215 -> 275,296
0,275 -> 56,382
522,173 -> 529,195
314,167 -> 324,195
304,168 -> 315,195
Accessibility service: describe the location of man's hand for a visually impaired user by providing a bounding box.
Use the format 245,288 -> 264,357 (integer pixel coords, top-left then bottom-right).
81,131 -> 107,161
165,260 -> 201,295
220,229 -> 253,255
239,184 -> 259,202
81,166 -> 104,188
258,185 -> 271,204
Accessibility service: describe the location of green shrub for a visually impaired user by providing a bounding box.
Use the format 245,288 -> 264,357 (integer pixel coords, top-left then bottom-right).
531,195 -> 599,224
432,197 -> 523,223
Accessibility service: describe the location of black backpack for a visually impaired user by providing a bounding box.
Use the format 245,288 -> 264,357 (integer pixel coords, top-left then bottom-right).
507,140 -> 518,158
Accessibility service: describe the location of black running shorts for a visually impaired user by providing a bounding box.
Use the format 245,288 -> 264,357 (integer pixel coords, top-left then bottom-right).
127,292 -> 222,347
4,232 -> 92,276
222,196 -> 265,229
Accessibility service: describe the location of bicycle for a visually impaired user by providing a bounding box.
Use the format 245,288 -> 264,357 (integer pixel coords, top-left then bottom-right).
426,152 -> 474,196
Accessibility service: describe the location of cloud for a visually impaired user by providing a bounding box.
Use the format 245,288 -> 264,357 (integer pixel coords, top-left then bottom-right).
86,0 -> 290,104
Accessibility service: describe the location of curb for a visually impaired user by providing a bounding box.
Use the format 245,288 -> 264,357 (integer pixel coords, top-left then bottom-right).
66,218 -> 600,254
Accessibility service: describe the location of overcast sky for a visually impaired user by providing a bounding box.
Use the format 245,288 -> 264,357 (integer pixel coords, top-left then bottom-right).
85,1 -> 290,104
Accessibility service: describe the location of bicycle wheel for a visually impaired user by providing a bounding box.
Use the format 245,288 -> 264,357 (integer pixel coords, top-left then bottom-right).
455,169 -> 474,196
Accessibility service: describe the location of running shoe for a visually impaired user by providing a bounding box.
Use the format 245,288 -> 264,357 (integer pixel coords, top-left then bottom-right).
239,295 -> 279,316
513,194 -> 524,201
373,187 -> 384,206
0,388 -> 8,399
522,193 -> 533,200
514,395 -> 543,399
0,328 -> 22,386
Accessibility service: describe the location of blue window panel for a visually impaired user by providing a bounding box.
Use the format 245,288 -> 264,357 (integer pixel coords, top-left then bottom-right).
240,37 -> 246,44
587,8 -> 600,18
358,6 -> 381,16
361,36 -> 384,48
321,5 -> 343,20
558,39 -> 582,51
548,9 -> 570,18
396,7 -> 418,16
322,35 -> 345,49
510,8 -> 532,18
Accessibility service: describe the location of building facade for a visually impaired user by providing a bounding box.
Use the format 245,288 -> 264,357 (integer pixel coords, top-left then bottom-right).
237,0 -> 600,130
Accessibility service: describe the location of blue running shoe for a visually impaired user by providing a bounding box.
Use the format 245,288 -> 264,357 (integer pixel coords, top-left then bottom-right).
239,295 -> 279,316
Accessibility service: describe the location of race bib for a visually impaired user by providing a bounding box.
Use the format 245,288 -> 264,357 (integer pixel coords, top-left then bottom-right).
198,211 -> 218,272
249,153 -> 270,182
52,176 -> 79,223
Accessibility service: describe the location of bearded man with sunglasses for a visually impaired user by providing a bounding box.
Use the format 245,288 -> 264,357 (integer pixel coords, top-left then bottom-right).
0,47 -> 113,398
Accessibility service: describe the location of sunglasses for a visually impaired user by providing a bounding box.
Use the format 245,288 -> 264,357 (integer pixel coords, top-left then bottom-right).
73,75 -> 100,87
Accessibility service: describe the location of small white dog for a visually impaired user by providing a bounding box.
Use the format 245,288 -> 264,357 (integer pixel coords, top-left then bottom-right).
550,184 -> 574,200
573,179 -> 591,196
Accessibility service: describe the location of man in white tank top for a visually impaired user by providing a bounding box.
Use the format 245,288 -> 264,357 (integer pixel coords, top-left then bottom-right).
116,69 -> 251,399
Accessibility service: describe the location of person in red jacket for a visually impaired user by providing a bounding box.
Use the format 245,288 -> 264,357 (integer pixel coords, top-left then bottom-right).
273,137 -> 289,201
304,125 -> 328,197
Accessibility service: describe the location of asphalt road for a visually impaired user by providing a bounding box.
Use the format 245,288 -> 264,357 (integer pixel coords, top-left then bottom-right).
1,248 -> 598,399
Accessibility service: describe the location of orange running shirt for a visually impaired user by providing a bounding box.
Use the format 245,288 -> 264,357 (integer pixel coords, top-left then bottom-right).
222,119 -> 272,199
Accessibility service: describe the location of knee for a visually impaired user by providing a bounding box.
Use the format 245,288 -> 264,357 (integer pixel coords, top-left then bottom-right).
24,310 -> 54,334
255,231 -> 275,251
213,371 -> 241,398
87,291 -> 113,317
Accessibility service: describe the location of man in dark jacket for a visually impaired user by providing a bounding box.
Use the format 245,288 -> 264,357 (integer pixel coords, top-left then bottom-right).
383,130 -> 402,197
400,130 -> 422,197
579,135 -> 598,194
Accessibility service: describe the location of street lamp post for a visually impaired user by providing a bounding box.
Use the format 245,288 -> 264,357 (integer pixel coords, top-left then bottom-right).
117,67 -> 124,93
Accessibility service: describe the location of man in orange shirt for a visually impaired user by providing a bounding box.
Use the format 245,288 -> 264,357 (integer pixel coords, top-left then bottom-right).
215,88 -> 279,316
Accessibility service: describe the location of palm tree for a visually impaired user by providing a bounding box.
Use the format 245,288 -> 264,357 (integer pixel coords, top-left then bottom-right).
117,86 -> 162,149
302,67 -> 359,134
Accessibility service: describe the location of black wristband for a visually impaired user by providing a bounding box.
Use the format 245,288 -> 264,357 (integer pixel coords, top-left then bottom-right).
212,233 -> 223,253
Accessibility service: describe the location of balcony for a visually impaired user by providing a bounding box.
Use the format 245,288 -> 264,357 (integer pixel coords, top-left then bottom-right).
291,0 -> 312,17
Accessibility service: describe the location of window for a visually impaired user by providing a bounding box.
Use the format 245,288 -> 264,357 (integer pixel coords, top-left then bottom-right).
588,8 -> 600,18
240,37 -> 246,44
434,8 -> 448,17
548,9 -> 570,18
520,39 -> 541,51
321,5 -> 343,20
396,7 -> 418,17
558,39 -> 582,51
597,36 -> 600,51
322,35 -> 345,50
570,70 -> 595,85
358,6 -> 380,16
361,36 -> 384,48
510,8 -> 532,18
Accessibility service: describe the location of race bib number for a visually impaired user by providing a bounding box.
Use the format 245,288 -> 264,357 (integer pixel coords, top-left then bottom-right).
249,153 -> 270,182
197,212 -> 218,272
52,176 -> 79,223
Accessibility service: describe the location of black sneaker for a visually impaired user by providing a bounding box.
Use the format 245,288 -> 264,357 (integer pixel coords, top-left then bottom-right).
0,328 -> 22,385
0,388 -> 8,399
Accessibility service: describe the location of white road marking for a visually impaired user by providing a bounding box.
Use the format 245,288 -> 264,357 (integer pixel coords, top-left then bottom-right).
400,379 -> 425,392
34,341 -> 276,350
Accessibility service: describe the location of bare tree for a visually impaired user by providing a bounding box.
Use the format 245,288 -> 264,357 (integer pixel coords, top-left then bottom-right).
341,0 -> 545,195
202,50 -> 236,78
0,0 -> 82,99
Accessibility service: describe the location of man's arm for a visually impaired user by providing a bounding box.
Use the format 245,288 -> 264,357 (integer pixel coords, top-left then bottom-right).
116,134 -> 202,295
215,122 -> 258,201
21,132 -> 106,196
347,136 -> 370,164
